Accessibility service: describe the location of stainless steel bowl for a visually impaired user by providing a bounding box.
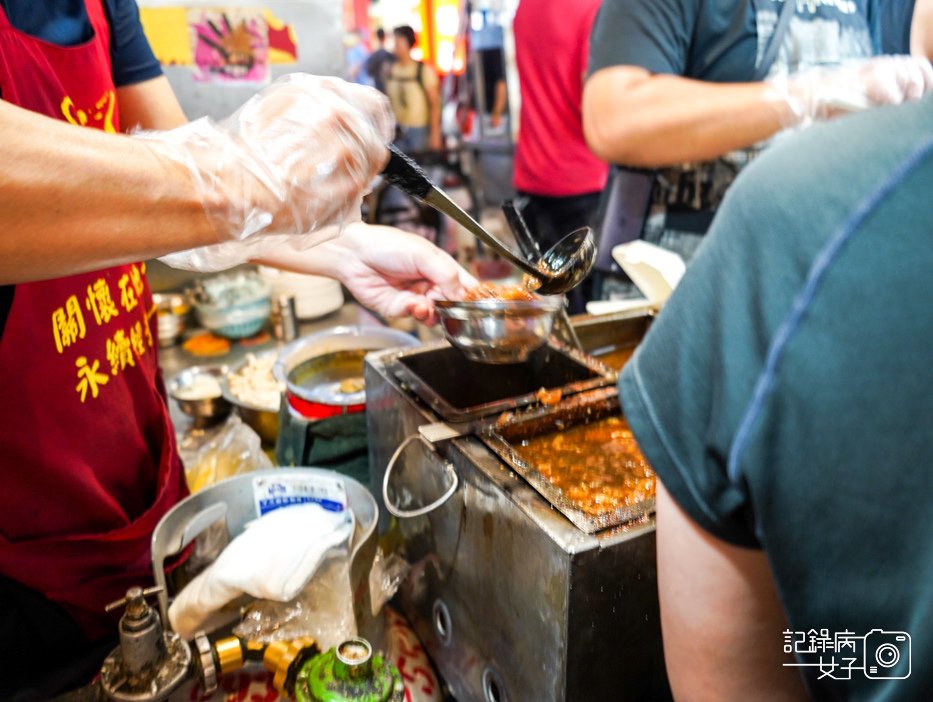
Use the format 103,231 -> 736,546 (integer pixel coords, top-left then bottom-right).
168,364 -> 231,425
435,297 -> 564,364
223,352 -> 281,445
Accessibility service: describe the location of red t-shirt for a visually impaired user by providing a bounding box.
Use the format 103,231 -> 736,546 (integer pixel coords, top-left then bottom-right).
512,0 -> 608,197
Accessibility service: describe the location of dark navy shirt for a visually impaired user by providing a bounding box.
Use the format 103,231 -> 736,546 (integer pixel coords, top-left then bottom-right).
589,0 -> 882,82
0,0 -> 161,87
880,0 -> 916,53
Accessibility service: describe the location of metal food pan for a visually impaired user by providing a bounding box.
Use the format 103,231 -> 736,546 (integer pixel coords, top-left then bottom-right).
571,308 -> 654,374
481,387 -> 655,534
388,340 -> 615,423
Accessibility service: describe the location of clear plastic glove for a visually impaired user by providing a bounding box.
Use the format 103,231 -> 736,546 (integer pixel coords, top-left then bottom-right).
259,223 -> 477,325
136,73 -> 394,270
769,55 -> 933,128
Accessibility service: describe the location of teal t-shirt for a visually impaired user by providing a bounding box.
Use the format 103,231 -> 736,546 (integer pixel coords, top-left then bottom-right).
619,96 -> 933,700
589,0 -> 881,81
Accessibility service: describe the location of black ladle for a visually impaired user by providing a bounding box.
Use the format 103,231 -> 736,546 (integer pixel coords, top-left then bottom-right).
502,200 -> 584,352
381,145 -> 595,295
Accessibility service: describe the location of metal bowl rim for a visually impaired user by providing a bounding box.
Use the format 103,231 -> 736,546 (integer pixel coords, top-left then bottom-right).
273,325 -> 419,385
168,364 -> 230,399
435,297 -> 563,312
221,350 -> 282,413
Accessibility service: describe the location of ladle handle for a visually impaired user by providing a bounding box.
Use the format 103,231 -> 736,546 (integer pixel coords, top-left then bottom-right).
501,200 -> 585,352
382,144 -> 432,199
381,146 -> 543,279
502,199 -> 542,264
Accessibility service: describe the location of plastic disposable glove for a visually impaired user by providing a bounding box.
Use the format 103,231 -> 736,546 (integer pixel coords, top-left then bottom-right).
260,223 -> 477,326
136,73 -> 394,271
768,55 -> 933,128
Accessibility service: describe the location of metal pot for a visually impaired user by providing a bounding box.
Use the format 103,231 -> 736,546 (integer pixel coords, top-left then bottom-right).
275,326 -> 419,421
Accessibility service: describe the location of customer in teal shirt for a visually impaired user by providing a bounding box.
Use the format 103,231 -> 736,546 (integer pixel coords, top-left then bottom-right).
619,80 -> 933,702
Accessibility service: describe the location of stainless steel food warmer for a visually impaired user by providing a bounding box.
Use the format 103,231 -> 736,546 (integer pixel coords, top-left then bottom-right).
365,309 -> 670,701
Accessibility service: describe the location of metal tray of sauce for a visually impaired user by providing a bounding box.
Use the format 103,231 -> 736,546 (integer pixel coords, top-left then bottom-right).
388,340 -> 615,423
481,387 -> 656,533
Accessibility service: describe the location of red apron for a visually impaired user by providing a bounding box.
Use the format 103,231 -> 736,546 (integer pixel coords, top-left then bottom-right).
0,0 -> 187,639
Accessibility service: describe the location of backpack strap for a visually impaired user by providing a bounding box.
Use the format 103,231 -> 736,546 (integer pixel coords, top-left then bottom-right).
753,0 -> 797,81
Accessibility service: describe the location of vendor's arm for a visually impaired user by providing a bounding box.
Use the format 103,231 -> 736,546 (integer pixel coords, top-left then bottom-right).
0,99 -> 215,284
0,75 -> 392,285
256,223 -> 476,325
914,0 -> 933,55
117,75 -> 187,131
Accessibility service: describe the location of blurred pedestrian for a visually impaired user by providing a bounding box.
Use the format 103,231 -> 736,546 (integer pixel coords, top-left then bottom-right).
386,25 -> 442,152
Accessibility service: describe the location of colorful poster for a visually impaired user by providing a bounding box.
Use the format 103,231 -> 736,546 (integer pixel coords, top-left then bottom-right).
263,9 -> 299,64
138,7 -> 193,66
188,8 -> 270,84
139,6 -> 298,69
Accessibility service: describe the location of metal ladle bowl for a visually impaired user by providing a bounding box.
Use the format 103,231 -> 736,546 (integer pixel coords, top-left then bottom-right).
534,227 -> 597,296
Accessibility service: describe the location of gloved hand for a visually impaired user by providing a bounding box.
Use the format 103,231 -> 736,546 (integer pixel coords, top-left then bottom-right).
137,73 -> 394,270
769,55 -> 933,128
262,223 -> 477,325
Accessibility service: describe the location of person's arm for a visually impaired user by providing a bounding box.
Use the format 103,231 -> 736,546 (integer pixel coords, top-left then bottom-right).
118,73 -> 469,326
582,0 -> 785,167
583,68 -> 791,166
117,75 -> 187,131
584,0 -> 933,169
256,223 -> 476,325
656,481 -> 808,701
914,0 -> 933,55
0,99 -> 215,284
0,74 -> 392,284
425,66 -> 442,150
490,79 -> 508,128
584,59 -> 933,168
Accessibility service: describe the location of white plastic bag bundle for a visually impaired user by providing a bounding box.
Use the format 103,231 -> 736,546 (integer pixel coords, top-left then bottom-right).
169,502 -> 354,639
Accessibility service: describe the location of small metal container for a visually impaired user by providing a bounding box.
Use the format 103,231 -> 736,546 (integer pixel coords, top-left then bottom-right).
153,293 -> 189,348
168,364 -> 231,426
231,401 -> 280,446
271,294 -> 299,342
435,297 -> 563,364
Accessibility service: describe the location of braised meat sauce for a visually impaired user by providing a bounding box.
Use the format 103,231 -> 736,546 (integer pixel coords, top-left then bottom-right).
514,416 -> 655,517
